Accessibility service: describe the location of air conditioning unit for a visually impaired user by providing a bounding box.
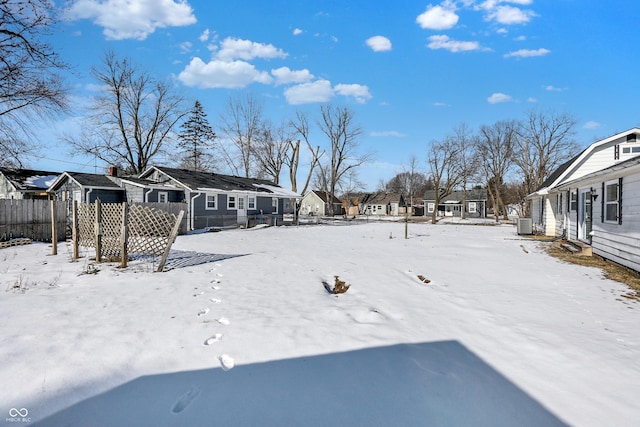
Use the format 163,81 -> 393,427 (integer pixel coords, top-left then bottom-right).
517,217 -> 533,235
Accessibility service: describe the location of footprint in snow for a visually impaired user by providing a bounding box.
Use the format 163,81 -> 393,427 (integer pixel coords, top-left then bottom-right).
210,279 -> 221,284
171,387 -> 200,414
193,291 -> 204,297
204,333 -> 222,345
209,298 -> 222,304
217,317 -> 230,325
197,308 -> 209,317
218,354 -> 235,371
211,285 -> 220,290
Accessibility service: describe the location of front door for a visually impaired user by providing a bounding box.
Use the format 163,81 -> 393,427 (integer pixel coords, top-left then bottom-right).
237,196 -> 247,225
579,190 -> 592,243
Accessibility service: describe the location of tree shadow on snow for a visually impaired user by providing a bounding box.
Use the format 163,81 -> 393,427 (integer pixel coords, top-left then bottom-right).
34,341 -> 568,427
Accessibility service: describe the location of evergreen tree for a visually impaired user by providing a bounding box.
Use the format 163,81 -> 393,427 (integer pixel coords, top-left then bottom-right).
178,100 -> 216,171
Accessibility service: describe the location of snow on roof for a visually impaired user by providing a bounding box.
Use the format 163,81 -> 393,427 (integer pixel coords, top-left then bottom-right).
24,174 -> 59,190
253,184 -> 301,198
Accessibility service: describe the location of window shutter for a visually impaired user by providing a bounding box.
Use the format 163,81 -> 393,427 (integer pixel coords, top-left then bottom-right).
601,182 -> 605,223
618,177 -> 623,225
614,144 -> 620,160
566,191 -> 570,213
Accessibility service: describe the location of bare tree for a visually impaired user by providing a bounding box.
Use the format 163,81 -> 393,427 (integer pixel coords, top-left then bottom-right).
318,105 -> 371,210
219,93 -> 264,177
427,137 -> 462,224
477,120 -> 517,221
178,100 -> 216,172
451,123 -> 480,219
0,0 -> 69,167
287,110 -> 324,196
385,155 -> 431,200
66,50 -> 187,174
252,120 -> 291,185
514,109 -> 579,215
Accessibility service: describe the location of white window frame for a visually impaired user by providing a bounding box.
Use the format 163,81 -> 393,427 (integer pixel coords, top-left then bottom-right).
604,180 -> 620,223
158,191 -> 168,203
248,196 -> 256,210
272,197 -> 278,214
227,195 -> 237,210
570,191 -> 577,211
427,203 -> 435,213
238,196 -> 245,210
468,202 -> 477,214
205,194 -> 217,210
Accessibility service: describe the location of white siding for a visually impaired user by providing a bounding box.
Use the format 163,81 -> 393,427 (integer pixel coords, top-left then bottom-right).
591,173 -> 640,272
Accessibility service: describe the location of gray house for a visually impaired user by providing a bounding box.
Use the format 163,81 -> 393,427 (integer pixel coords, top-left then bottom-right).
0,168 -> 60,199
423,189 -> 488,218
139,166 -> 300,230
48,171 -> 125,205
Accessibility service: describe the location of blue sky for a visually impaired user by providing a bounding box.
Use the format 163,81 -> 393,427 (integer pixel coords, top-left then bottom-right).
32,0 -> 640,190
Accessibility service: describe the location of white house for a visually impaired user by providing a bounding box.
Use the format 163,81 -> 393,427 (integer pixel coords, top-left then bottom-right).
527,128 -> 640,237
527,128 -> 640,272
299,190 -> 343,216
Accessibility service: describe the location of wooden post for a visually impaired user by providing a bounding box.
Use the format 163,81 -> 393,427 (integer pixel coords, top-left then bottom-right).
72,200 -> 79,260
95,199 -> 102,263
157,210 -> 185,272
50,200 -> 58,255
120,202 -> 129,268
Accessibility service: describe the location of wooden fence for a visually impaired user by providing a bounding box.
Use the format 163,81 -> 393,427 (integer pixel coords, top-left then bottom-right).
0,199 -> 66,242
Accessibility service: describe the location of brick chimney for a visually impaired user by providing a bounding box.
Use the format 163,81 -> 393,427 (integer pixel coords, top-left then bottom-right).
109,166 -> 118,177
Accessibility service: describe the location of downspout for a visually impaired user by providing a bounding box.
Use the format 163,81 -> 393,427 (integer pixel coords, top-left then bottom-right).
85,188 -> 93,203
144,188 -> 153,203
190,192 -> 202,231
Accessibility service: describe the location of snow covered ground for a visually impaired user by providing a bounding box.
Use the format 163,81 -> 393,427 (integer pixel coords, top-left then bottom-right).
1,221 -> 639,426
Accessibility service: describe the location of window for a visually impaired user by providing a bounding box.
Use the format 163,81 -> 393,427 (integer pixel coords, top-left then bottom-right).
605,181 -> 620,222
468,202 -> 477,213
228,195 -> 236,209
206,194 -> 217,210
557,193 -> 563,214
158,192 -> 168,203
248,196 -> 256,210
570,191 -> 577,211
427,203 -> 435,213
272,198 -> 278,213
238,197 -> 245,210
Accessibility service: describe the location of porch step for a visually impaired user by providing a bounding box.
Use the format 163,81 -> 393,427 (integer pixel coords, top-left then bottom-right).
561,240 -> 592,256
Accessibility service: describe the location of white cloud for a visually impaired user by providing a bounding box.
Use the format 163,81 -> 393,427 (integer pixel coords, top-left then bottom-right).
216,37 -> 288,61
545,85 -> 565,92
370,131 -> 407,138
179,41 -> 192,53
527,97 -> 537,103
199,29 -> 210,42
487,5 -> 535,25
504,48 -> 550,58
293,28 -> 303,36
434,102 -> 450,107
416,1 -> 459,30
334,84 -> 372,104
366,35 -> 392,52
177,57 -> 273,89
66,0 -> 196,40
271,67 -> 314,86
487,92 -> 513,104
427,35 -> 482,52
584,121 -> 603,130
284,80 -> 335,105
515,35 -> 527,41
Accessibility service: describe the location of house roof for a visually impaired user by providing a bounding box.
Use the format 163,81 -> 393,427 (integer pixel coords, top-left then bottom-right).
142,166 -> 300,197
423,189 -> 487,202
48,172 -> 124,191
529,127 -> 640,198
556,154 -> 640,190
308,190 -> 342,204
0,168 -> 60,192
357,192 -> 405,205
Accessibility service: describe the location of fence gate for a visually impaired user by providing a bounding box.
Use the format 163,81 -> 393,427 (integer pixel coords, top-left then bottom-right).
75,200 -> 185,272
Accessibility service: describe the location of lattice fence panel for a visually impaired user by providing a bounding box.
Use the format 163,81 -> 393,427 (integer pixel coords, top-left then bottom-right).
128,204 -> 178,256
76,202 -> 181,261
101,203 -> 124,258
77,203 -> 95,248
